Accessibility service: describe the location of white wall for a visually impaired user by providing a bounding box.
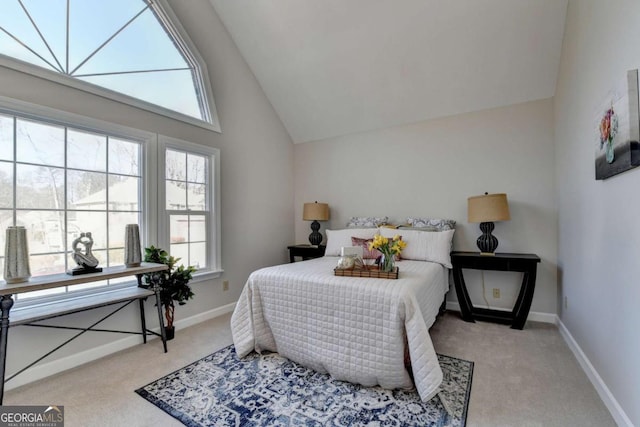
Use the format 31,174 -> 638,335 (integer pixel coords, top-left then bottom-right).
294,99 -> 557,315
554,1 -> 640,424
0,0 -> 294,387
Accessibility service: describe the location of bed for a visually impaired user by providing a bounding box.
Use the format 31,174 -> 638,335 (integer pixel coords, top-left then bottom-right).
231,252 -> 450,402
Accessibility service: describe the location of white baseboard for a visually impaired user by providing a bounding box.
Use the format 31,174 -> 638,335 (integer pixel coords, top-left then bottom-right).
557,318 -> 633,427
444,301 -> 557,324
172,302 -> 236,331
5,302 -> 237,391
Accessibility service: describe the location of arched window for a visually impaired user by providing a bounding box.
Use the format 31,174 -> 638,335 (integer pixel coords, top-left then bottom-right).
0,0 -> 219,130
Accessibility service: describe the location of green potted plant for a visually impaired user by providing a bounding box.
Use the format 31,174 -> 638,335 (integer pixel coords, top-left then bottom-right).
143,246 -> 196,340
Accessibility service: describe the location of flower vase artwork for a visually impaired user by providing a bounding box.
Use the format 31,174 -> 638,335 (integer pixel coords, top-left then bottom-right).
368,234 -> 407,273
599,105 -> 619,164
594,69 -> 640,180
4,226 -> 31,284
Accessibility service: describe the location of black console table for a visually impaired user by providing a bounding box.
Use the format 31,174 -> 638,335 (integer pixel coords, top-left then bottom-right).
451,251 -> 541,330
0,263 -> 169,403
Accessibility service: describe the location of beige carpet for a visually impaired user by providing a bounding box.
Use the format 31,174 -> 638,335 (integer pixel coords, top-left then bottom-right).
5,312 -> 615,427
430,313 -> 615,427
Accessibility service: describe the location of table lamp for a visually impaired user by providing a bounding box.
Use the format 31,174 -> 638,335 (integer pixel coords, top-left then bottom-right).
467,193 -> 510,255
303,202 -> 329,245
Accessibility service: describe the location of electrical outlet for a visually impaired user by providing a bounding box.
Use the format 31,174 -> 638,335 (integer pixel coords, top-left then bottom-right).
223,280 -> 229,291
492,288 -> 500,299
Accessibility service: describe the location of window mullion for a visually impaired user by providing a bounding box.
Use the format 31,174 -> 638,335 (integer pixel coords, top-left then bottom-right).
65,0 -> 69,74
63,126 -> 68,290
105,136 -> 110,269
12,116 -> 17,226
187,213 -> 191,267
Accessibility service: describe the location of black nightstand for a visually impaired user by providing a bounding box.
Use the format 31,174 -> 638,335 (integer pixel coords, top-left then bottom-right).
287,245 -> 326,263
451,251 -> 541,330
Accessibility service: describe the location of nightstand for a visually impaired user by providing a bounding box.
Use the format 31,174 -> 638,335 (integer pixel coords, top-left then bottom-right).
287,245 -> 326,263
451,251 -> 541,329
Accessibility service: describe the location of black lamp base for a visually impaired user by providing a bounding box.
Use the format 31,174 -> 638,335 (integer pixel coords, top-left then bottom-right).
308,220 -> 322,245
476,221 -> 499,255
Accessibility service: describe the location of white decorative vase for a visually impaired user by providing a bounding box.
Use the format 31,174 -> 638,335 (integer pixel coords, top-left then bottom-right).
124,224 -> 142,268
4,226 -> 31,284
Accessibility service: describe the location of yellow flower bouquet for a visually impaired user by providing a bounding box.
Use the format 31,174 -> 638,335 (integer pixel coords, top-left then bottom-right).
368,234 -> 407,272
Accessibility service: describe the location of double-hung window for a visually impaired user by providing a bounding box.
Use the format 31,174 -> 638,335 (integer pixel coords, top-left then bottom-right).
158,136 -> 221,275
0,98 -> 221,306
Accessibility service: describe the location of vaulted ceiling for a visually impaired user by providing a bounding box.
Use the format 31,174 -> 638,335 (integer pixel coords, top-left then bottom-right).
210,0 -> 567,143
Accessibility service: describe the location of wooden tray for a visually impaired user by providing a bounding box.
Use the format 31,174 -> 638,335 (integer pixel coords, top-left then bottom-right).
334,266 -> 399,279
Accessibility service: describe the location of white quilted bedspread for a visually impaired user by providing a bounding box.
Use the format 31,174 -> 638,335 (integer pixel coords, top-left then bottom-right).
231,257 -> 449,402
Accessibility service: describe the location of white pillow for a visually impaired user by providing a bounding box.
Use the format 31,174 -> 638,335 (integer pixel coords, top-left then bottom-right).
379,227 -> 455,268
325,228 -> 378,256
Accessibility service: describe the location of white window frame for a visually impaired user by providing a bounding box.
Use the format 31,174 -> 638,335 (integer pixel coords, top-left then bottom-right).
0,96 -> 159,307
0,0 -> 221,133
0,97 -> 223,308
158,135 -> 222,283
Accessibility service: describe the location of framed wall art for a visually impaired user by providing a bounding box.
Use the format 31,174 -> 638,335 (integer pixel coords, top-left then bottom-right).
595,69 -> 640,180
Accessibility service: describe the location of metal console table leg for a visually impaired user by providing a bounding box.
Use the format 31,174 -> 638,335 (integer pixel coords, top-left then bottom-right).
0,295 -> 14,404
154,284 -> 168,353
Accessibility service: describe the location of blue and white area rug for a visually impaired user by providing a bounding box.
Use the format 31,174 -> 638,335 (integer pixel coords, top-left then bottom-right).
136,345 -> 473,427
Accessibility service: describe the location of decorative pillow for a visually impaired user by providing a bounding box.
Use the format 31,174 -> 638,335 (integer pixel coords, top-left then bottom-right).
325,228 -> 377,256
346,216 -> 389,228
351,237 -> 379,259
406,217 -> 456,231
379,227 -> 455,268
